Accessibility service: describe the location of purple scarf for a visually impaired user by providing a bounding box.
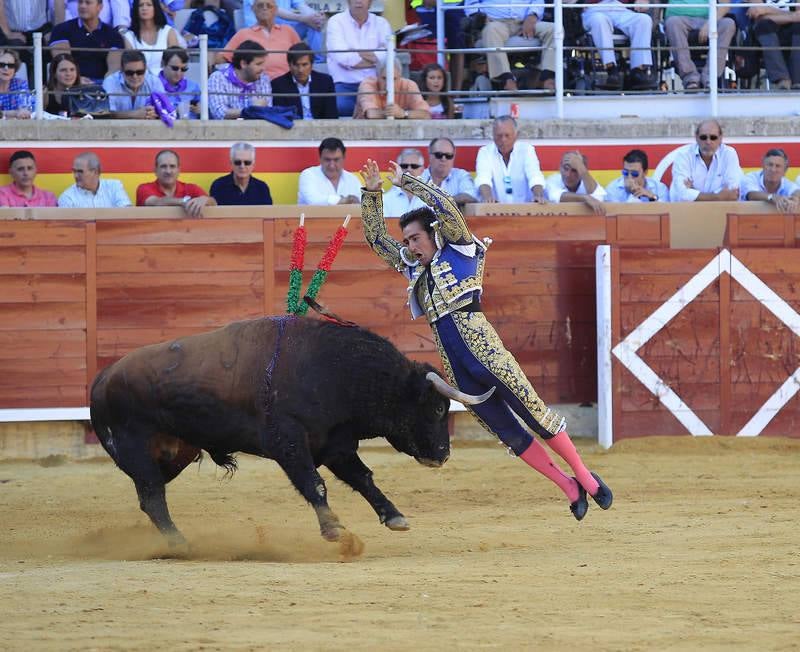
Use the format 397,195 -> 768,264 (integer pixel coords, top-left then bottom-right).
225,64 -> 255,92
158,70 -> 187,94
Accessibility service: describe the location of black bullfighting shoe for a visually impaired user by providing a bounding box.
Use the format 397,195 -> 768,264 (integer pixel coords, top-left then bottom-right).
570,479 -> 588,521
590,472 -> 613,510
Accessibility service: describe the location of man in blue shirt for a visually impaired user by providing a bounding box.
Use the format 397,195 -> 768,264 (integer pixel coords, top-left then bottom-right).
605,149 -> 669,203
103,50 -> 165,118
210,142 -> 273,206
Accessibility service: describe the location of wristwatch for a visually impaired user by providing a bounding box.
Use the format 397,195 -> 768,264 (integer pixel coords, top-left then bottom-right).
767,193 -> 774,203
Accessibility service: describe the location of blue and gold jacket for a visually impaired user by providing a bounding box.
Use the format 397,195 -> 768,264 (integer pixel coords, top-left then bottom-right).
362,173 -> 488,324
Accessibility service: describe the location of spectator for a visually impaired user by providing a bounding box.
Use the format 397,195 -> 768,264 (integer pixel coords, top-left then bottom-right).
474,115 -> 546,203
463,0 -> 555,91
218,0 -> 299,80
297,137 -> 362,205
271,41 -> 337,119
58,152 -> 132,207
748,0 -> 800,91
670,119 -> 742,201
210,142 -> 273,206
44,52 -> 89,116
382,148 -> 427,216
418,62 -> 453,119
353,58 -> 431,119
410,0 -> 466,94
50,0 -> 126,83
207,40 -> 272,120
159,47 -> 200,119
123,0 -> 181,76
420,137 -> 478,206
102,49 -> 164,118
545,151 -> 607,214
326,0 -> 393,117
62,0 -> 131,29
0,1 -> 57,86
581,0 -> 656,90
0,48 -> 31,119
242,0 -> 325,61
0,150 -> 57,207
136,149 -> 217,217
741,148 -> 800,213
664,0 -> 737,91
605,149 -> 669,202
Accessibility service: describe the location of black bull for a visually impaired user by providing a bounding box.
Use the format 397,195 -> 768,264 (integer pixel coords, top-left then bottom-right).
90,316 -> 493,546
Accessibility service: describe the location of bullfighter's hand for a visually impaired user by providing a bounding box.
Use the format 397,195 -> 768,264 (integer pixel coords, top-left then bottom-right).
387,160 -> 404,187
360,158 -> 383,192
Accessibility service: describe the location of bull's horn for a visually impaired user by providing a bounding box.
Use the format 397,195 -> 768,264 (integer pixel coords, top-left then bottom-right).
425,371 -> 496,405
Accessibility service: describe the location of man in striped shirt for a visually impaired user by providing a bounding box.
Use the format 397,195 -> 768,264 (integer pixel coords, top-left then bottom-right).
208,39 -> 272,120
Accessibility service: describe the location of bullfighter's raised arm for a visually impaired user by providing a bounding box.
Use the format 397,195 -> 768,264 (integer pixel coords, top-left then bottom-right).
360,159 -> 405,271
396,171 -> 472,246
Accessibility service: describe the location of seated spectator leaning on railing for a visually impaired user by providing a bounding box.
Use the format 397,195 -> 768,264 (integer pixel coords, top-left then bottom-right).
0,0 -> 54,86
381,148 -> 427,216
271,41 -> 337,119
136,149 -> 216,218
670,119 -> 742,201
297,137 -> 362,205
103,49 -> 165,118
218,0 -> 299,80
0,151 -> 57,208
354,58 -> 431,119
741,148 -> 800,213
747,0 -> 800,91
421,137 -> 479,207
418,62 -> 453,119
208,40 -> 272,119
0,48 -> 31,119
50,0 -> 126,84
546,151 -> 607,215
44,52 -> 90,116
210,142 -> 273,206
242,0 -> 326,62
123,0 -> 182,77
326,0 -> 393,117
58,152 -> 133,208
159,47 -> 201,119
605,149 -> 669,202
475,115 -> 546,203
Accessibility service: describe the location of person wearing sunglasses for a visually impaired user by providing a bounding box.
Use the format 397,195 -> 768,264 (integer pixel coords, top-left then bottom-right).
381,149 -> 427,217
102,49 -> 165,118
360,157 -> 613,523
420,137 -> 478,207
545,151 -> 607,215
159,47 -> 200,119
605,149 -> 669,203
670,119 -> 742,202
0,48 -> 31,120
210,142 -> 273,206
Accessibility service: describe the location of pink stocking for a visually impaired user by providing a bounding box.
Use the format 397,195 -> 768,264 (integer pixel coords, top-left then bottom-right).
519,439 -> 580,503
545,431 -> 600,496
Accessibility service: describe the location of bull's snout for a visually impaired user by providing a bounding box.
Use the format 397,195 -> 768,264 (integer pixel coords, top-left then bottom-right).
416,454 -> 449,468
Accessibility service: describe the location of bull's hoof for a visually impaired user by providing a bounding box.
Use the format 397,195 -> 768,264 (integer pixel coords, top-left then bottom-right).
384,515 -> 410,531
321,524 -> 344,542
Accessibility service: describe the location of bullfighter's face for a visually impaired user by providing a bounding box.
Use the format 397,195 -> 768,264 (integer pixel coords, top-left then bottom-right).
402,219 -> 436,267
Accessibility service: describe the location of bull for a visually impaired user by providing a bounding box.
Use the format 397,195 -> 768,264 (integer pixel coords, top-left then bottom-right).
90,315 -> 493,547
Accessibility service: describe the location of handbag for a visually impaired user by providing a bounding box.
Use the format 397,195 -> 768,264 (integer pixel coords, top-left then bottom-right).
65,84 -> 111,117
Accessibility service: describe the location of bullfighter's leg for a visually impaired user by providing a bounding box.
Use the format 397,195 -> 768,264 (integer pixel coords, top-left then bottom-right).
326,453 -> 409,531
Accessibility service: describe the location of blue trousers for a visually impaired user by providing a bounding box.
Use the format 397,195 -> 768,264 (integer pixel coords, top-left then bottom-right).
432,312 -> 565,455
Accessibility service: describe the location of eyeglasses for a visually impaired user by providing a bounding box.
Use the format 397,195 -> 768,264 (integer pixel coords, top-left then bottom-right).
698,134 -> 719,141
432,152 -> 454,160
124,68 -> 146,77
233,159 -> 253,166
399,163 -> 423,170
621,169 -> 641,178
169,65 -> 189,73
0,62 -> 16,70
504,175 -> 513,194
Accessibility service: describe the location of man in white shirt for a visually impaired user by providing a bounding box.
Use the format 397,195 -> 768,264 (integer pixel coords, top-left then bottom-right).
382,148 -> 427,217
474,115 -> 546,204
297,137 -> 362,205
58,151 -> 132,208
670,119 -> 742,202
741,148 -> 800,213
545,151 -> 607,214
325,0 -> 393,117
420,137 -> 478,207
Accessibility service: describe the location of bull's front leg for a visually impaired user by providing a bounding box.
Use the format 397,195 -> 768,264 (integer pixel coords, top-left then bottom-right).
327,453 -> 409,531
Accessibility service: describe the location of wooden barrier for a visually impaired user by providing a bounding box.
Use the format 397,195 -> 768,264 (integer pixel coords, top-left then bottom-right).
0,206 -> 668,411
725,213 -> 800,247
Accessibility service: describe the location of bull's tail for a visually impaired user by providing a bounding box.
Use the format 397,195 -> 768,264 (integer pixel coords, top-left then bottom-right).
206,450 -> 239,477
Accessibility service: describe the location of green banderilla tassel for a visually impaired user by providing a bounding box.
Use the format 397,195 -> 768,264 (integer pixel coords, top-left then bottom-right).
287,268 -> 304,314
296,269 -> 328,316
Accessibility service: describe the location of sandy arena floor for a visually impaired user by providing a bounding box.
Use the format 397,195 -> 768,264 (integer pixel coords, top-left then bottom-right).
1,436 -> 798,651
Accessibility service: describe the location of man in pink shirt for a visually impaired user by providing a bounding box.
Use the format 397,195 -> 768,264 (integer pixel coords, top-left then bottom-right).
0,151 -> 57,207
218,0 -> 300,80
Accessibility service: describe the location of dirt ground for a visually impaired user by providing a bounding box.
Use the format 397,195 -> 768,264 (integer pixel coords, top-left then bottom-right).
1,436 -> 798,651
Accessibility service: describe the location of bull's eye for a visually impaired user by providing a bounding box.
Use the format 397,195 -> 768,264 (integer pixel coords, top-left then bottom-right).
435,404 -> 446,418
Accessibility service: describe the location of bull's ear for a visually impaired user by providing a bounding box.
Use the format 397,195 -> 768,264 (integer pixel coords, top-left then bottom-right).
405,369 -> 432,402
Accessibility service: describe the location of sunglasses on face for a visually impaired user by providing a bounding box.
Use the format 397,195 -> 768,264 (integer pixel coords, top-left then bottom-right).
432,152 -> 454,160
124,68 -> 146,76
169,64 -> 189,73
698,134 -> 719,141
621,169 -> 641,178
0,62 -> 16,70
233,159 -> 253,166
399,163 -> 423,170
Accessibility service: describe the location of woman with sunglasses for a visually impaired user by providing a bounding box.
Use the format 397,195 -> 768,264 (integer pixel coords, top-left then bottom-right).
0,49 -> 32,120
360,158 -> 613,522
159,47 -> 201,119
124,0 -> 181,76
418,63 -> 453,119
44,53 -> 91,117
